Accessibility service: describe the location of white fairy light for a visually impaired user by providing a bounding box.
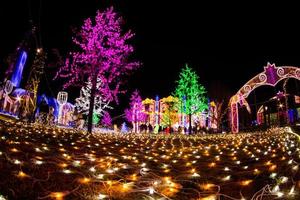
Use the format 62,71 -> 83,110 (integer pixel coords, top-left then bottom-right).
63,169 -> 72,174
98,193 -> 108,199
148,187 -> 155,195
89,167 -> 96,172
75,76 -> 112,116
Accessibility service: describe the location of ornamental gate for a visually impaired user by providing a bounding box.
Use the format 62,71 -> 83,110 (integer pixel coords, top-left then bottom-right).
229,63 -> 300,133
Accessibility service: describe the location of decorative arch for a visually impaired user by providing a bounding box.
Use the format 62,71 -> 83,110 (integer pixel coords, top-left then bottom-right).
230,63 -> 300,133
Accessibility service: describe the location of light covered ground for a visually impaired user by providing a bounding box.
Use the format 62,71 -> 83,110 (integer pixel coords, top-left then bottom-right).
0,121 -> 299,199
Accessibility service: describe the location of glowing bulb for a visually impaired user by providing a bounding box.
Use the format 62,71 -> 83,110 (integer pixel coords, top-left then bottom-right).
276,192 -> 284,198
73,160 -> 81,166
17,171 -> 28,178
50,192 -> 66,200
98,193 -> 107,199
209,162 -> 216,167
240,180 -> 252,186
78,177 -> 91,184
148,187 -> 154,194
253,168 -> 260,175
224,167 -> 230,171
63,169 -> 72,174
191,173 -> 200,177
270,173 -> 277,179
288,186 -> 295,196
280,176 -> 288,184
292,165 -> 299,171
222,175 -> 231,181
273,185 -> 280,192
11,148 -> 18,152
96,174 -> 104,179
35,160 -> 43,165
200,183 -> 215,190
14,159 -> 21,165
89,167 -> 96,172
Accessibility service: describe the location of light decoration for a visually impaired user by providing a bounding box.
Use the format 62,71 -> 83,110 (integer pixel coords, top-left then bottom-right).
11,51 -> 27,88
155,95 -> 160,125
17,171 -> 29,178
101,111 -> 112,127
4,80 -> 14,95
49,192 -> 67,200
229,63 -> 300,133
75,77 -> 112,117
24,48 -> 46,117
0,195 -> 6,200
78,177 -> 91,184
98,193 -> 108,199
240,179 -> 253,186
57,91 -> 68,125
174,64 -> 208,134
125,90 -> 146,133
54,7 -> 140,133
0,123 -> 299,199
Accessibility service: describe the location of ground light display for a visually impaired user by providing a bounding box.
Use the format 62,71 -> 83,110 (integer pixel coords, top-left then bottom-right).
1,2 -> 300,200
0,121 -> 300,199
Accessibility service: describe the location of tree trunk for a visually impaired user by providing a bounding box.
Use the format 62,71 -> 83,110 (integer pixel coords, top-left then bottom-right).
189,113 -> 192,134
87,73 -> 97,134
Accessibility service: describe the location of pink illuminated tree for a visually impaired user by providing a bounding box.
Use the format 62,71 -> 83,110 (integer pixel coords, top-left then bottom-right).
101,111 -> 112,127
54,7 -> 139,133
125,90 -> 146,133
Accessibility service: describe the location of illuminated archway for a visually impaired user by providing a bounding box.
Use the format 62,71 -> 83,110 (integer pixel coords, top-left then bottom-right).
230,63 -> 300,133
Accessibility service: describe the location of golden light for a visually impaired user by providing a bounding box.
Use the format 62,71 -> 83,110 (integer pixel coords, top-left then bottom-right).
200,183 -> 215,191
10,148 -> 19,152
58,163 -> 68,168
222,175 -> 231,181
240,180 -> 253,186
128,174 -> 137,181
17,171 -> 29,178
98,193 -> 108,199
253,168 -> 260,175
199,195 -> 217,200
269,164 -> 277,171
78,177 -> 91,184
49,192 -> 66,200
265,161 -> 272,166
121,182 -> 134,192
208,162 -> 216,167
62,169 -> 72,174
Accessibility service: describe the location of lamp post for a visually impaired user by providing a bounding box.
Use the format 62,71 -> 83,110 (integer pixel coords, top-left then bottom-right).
57,91 -> 68,125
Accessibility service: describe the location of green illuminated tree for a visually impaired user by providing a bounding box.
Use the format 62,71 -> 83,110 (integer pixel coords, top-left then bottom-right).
174,64 -> 208,134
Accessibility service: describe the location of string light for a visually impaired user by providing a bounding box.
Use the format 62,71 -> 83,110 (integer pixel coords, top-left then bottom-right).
0,122 -> 299,199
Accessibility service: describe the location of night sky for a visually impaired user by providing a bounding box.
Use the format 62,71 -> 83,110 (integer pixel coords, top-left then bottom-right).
1,0 -> 300,118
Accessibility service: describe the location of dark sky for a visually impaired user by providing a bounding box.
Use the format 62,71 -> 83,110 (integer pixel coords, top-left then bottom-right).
1,0 -> 300,116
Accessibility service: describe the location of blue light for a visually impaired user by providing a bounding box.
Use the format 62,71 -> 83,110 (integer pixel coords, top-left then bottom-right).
11,51 -> 27,88
155,95 -> 159,125
37,94 -> 60,119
